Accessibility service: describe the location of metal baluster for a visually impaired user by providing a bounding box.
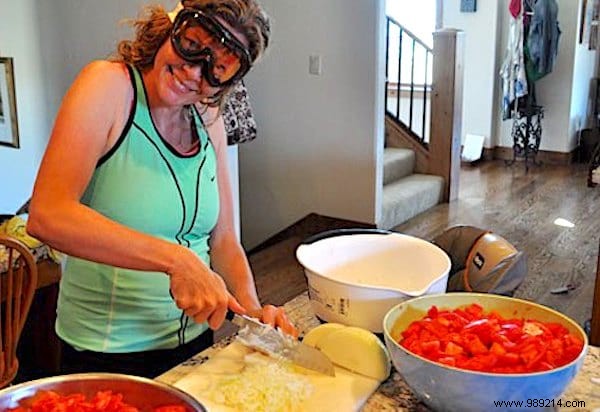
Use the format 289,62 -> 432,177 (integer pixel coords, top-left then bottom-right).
422,51 -> 429,143
409,39 -> 416,130
385,17 -> 390,115
396,28 -> 403,121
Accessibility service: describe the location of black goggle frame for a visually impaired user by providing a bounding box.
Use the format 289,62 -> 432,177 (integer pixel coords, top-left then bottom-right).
171,8 -> 252,87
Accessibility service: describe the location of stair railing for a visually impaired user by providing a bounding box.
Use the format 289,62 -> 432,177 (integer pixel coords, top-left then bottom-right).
385,16 -> 433,145
384,26 -> 464,203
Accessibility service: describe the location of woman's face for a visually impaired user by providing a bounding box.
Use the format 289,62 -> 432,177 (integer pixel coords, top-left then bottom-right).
152,16 -> 249,107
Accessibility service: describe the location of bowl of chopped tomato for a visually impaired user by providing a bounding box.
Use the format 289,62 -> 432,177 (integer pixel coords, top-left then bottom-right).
0,373 -> 205,411
383,293 -> 587,412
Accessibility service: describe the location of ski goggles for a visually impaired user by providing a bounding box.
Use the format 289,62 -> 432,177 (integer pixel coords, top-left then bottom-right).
170,8 -> 252,87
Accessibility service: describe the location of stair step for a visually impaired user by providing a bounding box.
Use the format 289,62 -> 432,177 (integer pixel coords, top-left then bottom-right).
384,148 -> 415,185
379,174 -> 444,230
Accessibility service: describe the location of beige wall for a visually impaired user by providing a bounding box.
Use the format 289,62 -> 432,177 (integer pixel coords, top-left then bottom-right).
443,0 -> 501,148
0,0 -> 52,212
241,0 -> 386,249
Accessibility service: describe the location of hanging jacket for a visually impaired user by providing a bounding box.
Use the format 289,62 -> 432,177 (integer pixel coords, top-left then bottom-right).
500,1 -> 529,120
526,0 -> 561,80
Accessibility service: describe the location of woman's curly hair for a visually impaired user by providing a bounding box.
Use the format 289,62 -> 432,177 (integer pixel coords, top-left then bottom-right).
113,0 -> 270,110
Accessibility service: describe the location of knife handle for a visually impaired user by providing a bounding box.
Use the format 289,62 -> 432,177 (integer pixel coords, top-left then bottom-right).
170,290 -> 237,323
226,310 -> 235,322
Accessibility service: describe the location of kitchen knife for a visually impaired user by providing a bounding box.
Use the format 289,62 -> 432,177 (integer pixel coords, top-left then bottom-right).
230,313 -> 336,376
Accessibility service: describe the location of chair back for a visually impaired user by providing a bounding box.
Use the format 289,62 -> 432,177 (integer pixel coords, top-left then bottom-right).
0,234 -> 37,387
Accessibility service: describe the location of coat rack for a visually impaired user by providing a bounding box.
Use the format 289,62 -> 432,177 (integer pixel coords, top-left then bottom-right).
506,0 -> 549,172
507,101 -> 544,172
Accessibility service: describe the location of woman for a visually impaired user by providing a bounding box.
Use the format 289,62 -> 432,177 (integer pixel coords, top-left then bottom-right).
27,0 -> 296,378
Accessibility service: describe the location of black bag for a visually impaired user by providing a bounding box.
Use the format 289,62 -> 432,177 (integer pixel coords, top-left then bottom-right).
222,81 -> 258,146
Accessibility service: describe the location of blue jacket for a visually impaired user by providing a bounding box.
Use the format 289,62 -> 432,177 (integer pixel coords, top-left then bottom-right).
526,0 -> 561,80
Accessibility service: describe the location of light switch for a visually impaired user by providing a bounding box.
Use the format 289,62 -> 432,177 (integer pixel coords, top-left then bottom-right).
309,55 -> 322,75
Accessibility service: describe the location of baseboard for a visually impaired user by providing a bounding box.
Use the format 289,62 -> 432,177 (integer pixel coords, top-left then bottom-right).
482,146 -> 576,165
247,213 -> 374,255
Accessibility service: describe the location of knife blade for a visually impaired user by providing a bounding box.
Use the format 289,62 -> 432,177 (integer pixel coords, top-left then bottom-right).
231,313 -> 336,376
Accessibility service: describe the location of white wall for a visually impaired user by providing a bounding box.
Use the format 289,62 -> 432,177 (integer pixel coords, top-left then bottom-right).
569,5 -> 598,150
443,0 -> 501,148
496,0 -> 590,152
0,0 -> 52,212
240,0 -> 386,249
443,0 -> 597,153
495,0 -> 597,153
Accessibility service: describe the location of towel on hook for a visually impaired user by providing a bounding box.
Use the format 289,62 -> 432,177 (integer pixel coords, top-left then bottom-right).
509,0 -> 521,18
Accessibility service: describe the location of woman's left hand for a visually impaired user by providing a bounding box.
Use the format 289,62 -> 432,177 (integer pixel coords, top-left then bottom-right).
249,305 -> 298,338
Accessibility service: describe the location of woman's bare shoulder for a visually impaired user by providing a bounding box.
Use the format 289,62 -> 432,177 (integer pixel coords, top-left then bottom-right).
75,60 -> 131,91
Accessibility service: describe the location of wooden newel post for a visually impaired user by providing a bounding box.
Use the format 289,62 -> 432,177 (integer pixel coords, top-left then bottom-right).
429,29 -> 464,202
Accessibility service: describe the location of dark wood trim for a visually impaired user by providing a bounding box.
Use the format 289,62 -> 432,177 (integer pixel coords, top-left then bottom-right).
247,213 -> 374,255
386,87 -> 432,99
385,116 -> 430,174
482,147 -> 576,165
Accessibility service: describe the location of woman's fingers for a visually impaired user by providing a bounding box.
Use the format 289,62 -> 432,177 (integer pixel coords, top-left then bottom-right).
257,305 -> 298,338
171,271 -> 234,328
227,294 -> 247,315
260,304 -> 278,326
275,309 -> 299,338
207,304 -> 228,330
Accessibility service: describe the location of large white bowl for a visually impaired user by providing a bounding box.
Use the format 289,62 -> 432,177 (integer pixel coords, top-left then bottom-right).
296,229 -> 451,332
383,293 -> 588,412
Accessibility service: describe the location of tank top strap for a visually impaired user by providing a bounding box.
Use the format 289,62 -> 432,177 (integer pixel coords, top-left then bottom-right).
127,65 -> 155,131
190,105 -> 211,152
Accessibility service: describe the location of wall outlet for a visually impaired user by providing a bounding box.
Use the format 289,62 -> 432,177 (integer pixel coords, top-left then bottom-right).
460,0 -> 477,13
309,55 -> 322,75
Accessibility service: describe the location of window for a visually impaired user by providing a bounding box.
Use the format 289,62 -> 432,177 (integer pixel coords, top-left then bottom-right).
386,0 -> 436,48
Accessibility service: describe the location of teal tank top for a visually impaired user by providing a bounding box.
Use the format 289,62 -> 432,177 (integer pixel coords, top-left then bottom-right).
56,65 -> 219,352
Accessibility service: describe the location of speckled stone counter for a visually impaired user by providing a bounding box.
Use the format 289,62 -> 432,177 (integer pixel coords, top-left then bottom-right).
157,292 -> 600,411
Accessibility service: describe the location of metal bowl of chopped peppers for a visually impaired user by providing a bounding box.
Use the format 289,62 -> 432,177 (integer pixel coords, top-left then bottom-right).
383,293 -> 587,412
0,373 -> 206,411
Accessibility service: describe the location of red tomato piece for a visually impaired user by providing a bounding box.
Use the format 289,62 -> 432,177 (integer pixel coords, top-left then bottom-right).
421,340 -> 441,354
399,303 -> 584,374
444,341 -> 464,356
154,406 -> 188,412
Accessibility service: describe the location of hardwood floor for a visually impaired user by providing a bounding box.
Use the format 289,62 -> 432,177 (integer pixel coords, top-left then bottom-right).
248,160 -> 600,328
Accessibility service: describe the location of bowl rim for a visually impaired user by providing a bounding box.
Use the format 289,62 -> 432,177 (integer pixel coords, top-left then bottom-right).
0,372 -> 205,409
296,233 -> 451,295
382,292 -> 589,378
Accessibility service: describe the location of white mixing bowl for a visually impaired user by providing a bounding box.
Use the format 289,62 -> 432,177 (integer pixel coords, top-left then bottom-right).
296,229 -> 451,332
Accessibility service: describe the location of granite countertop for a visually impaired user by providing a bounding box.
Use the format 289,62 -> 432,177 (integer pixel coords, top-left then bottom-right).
157,292 -> 600,411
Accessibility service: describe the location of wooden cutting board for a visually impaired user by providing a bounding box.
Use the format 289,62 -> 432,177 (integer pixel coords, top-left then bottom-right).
174,341 -> 380,411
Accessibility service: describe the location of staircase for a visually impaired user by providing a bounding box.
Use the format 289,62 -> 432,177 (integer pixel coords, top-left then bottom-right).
376,18 -> 463,229
379,147 -> 444,230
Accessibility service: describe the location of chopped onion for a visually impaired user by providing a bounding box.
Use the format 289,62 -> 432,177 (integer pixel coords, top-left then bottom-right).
207,353 -> 314,412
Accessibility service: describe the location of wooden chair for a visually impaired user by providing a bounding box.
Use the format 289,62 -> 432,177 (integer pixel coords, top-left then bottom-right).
0,235 -> 38,387
590,239 -> 600,346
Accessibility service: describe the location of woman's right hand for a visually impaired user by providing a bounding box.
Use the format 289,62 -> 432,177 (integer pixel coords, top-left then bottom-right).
168,247 -> 246,330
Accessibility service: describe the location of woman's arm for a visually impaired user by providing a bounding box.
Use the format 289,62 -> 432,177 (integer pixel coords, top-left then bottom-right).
27,61 -> 243,328
205,107 -> 297,336
28,61 -> 174,269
